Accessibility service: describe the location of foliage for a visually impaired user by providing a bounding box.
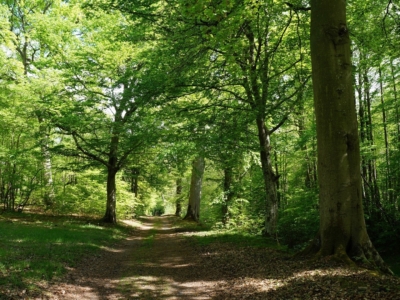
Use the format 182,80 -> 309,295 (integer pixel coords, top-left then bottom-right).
277,189 -> 319,249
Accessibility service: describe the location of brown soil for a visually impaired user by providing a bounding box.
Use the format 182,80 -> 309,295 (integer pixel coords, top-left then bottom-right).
39,215 -> 400,300
42,215 -> 214,300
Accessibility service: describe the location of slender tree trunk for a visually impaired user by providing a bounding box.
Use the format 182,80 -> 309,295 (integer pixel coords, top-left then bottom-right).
37,115 -> 55,207
130,168 -> 139,198
102,135 -> 120,224
222,166 -> 233,225
297,113 -> 317,189
390,60 -> 400,207
274,151 -> 281,206
184,157 -> 205,222
379,67 -> 393,204
256,117 -> 279,236
175,178 -> 183,216
357,69 -> 369,208
103,167 -> 118,224
364,71 -> 381,212
310,0 -> 391,273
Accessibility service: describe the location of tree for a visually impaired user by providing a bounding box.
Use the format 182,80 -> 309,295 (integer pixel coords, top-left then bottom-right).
55,8 -> 159,223
309,0 -> 391,273
184,156 -> 205,222
1,0 -> 82,206
150,0 -> 311,234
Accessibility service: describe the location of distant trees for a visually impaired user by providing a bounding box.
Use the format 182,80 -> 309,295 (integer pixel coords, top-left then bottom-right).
54,9 -> 161,223
0,0 -> 79,210
147,0 -> 311,234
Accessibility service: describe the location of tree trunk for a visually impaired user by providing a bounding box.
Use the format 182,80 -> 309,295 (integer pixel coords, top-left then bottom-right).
310,0 -> 391,273
130,168 -> 139,198
184,157 -> 205,222
175,178 -> 183,216
389,59 -> 400,207
297,113 -> 317,189
222,166 -> 233,225
256,117 -> 279,236
102,167 -> 118,224
363,70 -> 381,215
37,115 -> 55,207
102,135 -> 120,224
379,67 -> 393,204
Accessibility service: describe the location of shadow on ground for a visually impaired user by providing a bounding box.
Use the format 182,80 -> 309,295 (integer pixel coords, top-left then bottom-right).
43,215 -> 400,300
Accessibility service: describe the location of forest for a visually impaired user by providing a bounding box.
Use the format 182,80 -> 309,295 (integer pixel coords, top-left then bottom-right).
1,0 -> 400,298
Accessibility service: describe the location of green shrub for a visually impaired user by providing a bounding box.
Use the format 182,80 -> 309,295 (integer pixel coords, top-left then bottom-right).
278,189 -> 319,249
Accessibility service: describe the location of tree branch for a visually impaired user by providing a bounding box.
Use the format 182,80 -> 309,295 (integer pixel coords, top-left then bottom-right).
284,2 -> 311,11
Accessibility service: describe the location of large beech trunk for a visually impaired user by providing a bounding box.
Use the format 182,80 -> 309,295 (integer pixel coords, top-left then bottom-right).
184,157 -> 205,222
310,0 -> 391,273
256,118 -> 279,236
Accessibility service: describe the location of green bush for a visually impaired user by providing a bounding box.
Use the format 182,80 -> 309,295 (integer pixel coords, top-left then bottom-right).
151,200 -> 165,216
277,189 -> 319,249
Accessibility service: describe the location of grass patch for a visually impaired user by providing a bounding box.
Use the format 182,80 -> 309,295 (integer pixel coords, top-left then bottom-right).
0,212 -> 130,295
189,229 -> 285,250
172,218 -> 211,233
170,216 -> 283,251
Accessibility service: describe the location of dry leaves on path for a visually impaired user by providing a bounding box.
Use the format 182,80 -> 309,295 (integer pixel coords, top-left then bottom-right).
31,216 -> 400,300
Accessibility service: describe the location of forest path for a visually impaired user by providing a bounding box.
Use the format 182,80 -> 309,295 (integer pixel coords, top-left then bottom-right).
45,215 -> 216,299
44,215 -> 400,300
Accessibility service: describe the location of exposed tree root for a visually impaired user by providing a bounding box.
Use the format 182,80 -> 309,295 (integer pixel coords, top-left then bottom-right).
298,234 -> 394,275
183,213 -> 198,223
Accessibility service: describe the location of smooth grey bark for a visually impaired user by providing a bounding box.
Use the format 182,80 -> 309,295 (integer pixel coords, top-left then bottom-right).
184,157 -> 205,222
310,0 -> 391,273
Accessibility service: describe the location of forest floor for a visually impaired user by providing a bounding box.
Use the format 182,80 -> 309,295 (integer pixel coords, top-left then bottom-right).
34,215 -> 400,300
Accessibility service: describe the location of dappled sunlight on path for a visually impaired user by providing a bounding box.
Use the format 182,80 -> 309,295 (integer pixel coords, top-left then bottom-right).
116,216 -> 217,299
42,215 -> 400,300
44,216 -> 219,299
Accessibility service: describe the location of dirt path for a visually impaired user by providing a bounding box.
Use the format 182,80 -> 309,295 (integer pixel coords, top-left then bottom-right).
43,215 -> 400,300
44,215 -> 216,300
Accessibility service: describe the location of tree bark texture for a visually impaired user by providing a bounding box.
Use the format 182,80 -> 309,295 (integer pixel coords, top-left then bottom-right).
102,135 -> 120,224
256,118 -> 279,236
184,157 -> 205,222
310,0 -> 391,273
103,167 -> 118,224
